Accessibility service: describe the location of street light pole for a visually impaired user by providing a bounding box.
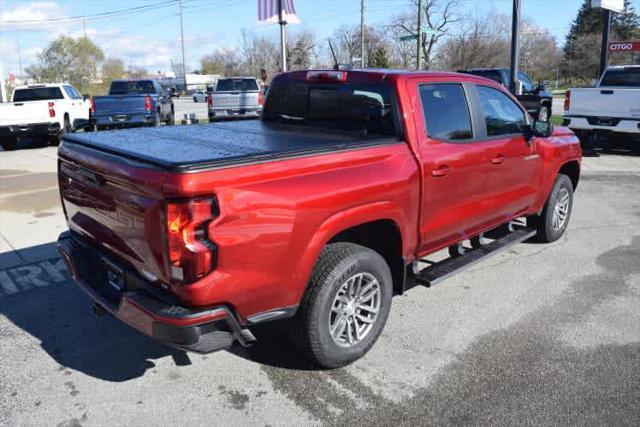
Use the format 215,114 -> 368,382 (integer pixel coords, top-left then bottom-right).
179,0 -> 187,90
599,9 -> 611,78
278,0 -> 287,72
509,0 -> 521,94
360,0 -> 365,68
416,0 -> 423,70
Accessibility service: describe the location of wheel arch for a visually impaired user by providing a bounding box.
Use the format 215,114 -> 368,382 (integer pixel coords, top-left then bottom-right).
297,201 -> 411,303
558,160 -> 580,190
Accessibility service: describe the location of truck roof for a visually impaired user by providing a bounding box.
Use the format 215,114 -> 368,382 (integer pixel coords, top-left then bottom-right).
14,83 -> 67,90
279,69 -> 476,83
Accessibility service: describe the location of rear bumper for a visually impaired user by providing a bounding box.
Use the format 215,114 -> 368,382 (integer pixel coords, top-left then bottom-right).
57,231 -> 255,353
563,116 -> 640,135
93,114 -> 155,128
208,108 -> 262,118
0,122 -> 60,139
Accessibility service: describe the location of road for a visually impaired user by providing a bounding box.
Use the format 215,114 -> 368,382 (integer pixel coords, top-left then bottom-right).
173,96 -> 208,121
1,141 -> 639,425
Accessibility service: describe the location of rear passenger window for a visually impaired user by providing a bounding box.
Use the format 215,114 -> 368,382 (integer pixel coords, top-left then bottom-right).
419,84 -> 473,141
476,85 -> 527,136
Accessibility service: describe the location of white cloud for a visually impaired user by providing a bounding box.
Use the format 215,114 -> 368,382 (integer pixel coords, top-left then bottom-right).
0,1 -> 65,31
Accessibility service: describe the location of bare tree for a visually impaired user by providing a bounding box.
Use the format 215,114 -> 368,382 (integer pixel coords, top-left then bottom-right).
393,0 -> 461,69
200,48 -> 242,76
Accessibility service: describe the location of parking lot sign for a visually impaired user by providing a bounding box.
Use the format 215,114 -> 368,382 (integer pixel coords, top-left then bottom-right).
591,0 -> 624,13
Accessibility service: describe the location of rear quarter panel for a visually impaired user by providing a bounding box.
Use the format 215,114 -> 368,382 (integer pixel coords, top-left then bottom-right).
161,142 -> 420,318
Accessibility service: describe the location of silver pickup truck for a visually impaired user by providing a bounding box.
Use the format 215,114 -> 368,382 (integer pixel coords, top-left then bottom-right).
207,77 -> 263,120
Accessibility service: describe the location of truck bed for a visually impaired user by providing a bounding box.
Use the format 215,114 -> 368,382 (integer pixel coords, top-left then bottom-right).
62,121 -> 398,172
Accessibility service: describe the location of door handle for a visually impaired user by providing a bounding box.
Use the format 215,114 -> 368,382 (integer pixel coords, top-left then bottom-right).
491,155 -> 505,165
431,165 -> 453,177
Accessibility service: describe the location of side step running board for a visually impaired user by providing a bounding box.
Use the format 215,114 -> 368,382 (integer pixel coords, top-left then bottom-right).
415,228 -> 537,287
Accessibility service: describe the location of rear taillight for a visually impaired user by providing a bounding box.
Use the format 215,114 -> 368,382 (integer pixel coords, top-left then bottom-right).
564,90 -> 570,111
166,198 -> 218,283
207,93 -> 212,108
144,95 -> 152,112
306,70 -> 347,83
90,97 -> 95,113
48,101 -> 56,118
258,91 -> 265,106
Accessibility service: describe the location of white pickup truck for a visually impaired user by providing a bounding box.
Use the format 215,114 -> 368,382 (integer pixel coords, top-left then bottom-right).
0,84 -> 91,150
207,77 -> 264,121
563,66 -> 640,145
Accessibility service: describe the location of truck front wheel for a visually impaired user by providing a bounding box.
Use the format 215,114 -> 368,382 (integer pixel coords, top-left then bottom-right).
1,137 -> 19,151
290,243 -> 392,368
529,174 -> 574,243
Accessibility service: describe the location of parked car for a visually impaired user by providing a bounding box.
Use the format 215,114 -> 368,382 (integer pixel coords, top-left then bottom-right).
563,65 -> 640,145
207,77 -> 263,120
193,90 -> 207,103
0,84 -> 91,150
91,79 -> 175,130
57,69 -> 581,368
459,68 -> 553,121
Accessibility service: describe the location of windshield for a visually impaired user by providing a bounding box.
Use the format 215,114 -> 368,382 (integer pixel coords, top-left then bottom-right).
216,79 -> 259,92
110,80 -> 157,95
600,69 -> 640,87
13,87 -> 64,102
263,79 -> 397,136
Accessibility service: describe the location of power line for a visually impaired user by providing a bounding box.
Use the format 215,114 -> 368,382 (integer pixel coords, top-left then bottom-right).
0,0 -> 178,26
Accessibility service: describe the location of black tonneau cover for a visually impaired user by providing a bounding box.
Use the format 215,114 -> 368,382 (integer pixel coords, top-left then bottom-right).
63,121 -> 398,172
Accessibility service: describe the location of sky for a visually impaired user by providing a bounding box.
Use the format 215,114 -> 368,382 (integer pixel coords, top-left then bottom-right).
0,0 -> 638,76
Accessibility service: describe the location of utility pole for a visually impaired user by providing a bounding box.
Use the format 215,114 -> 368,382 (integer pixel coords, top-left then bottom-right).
178,0 -> 187,90
16,38 -> 23,78
83,15 -> 87,38
599,9 -> 611,78
509,0 -> 521,95
416,0 -> 423,70
360,0 -> 365,68
278,0 -> 287,71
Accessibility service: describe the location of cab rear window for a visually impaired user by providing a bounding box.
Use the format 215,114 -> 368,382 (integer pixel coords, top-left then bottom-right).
600,68 -> 640,87
263,80 -> 397,136
13,87 -> 64,102
216,79 -> 259,92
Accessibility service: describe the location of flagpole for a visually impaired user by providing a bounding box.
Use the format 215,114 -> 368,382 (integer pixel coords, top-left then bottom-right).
278,0 -> 287,72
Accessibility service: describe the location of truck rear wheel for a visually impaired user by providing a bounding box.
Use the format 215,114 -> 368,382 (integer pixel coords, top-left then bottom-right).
1,137 -> 19,151
290,243 -> 392,368
529,174 -> 574,243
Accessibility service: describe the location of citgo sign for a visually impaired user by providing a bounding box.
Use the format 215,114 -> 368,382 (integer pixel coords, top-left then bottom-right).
608,42 -> 640,52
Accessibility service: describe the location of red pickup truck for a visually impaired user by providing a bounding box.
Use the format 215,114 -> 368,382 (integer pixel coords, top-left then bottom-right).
57,69 -> 581,368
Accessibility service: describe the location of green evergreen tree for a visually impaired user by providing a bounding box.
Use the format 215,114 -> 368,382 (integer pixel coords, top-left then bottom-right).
372,47 -> 390,68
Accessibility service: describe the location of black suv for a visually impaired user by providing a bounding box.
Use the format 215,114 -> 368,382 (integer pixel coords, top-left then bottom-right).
459,68 -> 553,121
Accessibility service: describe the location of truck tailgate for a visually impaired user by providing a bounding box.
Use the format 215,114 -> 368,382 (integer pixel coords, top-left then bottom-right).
569,88 -> 640,118
58,143 -> 169,282
94,95 -> 148,115
211,91 -> 260,109
0,101 -> 50,126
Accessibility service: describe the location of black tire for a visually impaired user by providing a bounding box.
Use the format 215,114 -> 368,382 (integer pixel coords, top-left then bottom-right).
166,109 -> 175,126
289,242 -> 393,368
529,174 -> 574,243
51,115 -> 71,145
537,105 -> 550,122
1,137 -> 19,151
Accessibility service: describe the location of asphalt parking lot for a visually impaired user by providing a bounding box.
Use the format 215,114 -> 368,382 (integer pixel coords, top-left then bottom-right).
1,139 -> 639,425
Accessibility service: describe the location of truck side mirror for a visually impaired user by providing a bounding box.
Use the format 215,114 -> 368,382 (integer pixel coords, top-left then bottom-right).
532,120 -> 553,138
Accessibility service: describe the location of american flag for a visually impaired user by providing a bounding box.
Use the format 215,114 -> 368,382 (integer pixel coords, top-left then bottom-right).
258,0 -> 300,24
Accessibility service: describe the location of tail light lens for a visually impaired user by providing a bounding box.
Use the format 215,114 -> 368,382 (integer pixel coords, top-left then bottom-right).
48,102 -> 56,118
144,95 -> 152,112
207,93 -> 212,108
166,198 -> 218,283
564,90 -> 570,111
258,91 -> 265,106
90,97 -> 95,113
